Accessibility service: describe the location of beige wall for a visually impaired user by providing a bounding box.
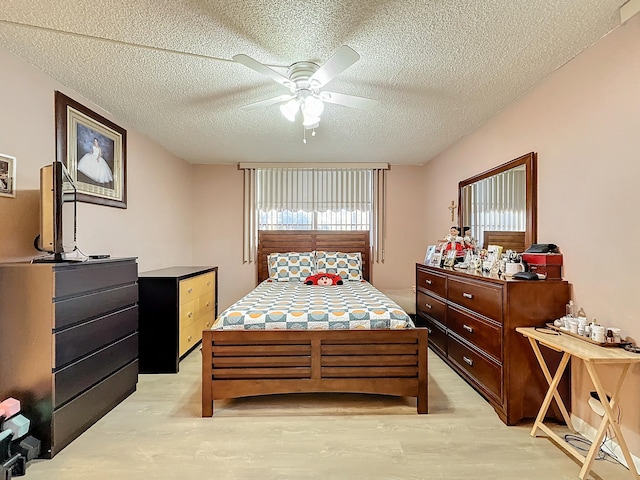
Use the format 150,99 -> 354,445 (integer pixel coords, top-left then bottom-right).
422,14 -> 640,457
0,47 -> 194,272
190,164 -> 427,312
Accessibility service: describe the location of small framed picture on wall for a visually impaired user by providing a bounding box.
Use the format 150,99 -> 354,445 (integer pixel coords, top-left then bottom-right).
0,153 -> 16,198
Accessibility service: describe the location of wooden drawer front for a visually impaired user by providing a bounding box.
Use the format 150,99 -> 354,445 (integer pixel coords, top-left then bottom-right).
199,272 -> 215,295
416,268 -> 446,298
447,305 -> 502,362
199,290 -> 215,316
448,278 -> 502,321
179,299 -> 198,328
54,306 -> 138,368
55,284 -> 138,330
200,309 -> 215,331
52,360 -> 138,457
416,291 -> 446,325
448,335 -> 502,402
54,333 -> 138,408
179,273 -> 213,304
419,315 -> 447,357
55,260 -> 137,299
179,321 -> 200,357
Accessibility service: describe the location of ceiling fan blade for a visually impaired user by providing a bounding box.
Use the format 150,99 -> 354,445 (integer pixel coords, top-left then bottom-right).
233,54 -> 293,89
239,94 -> 296,111
321,92 -> 377,110
309,45 -> 360,88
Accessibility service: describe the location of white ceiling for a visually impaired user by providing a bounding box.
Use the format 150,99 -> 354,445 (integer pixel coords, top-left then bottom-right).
0,1 -> 625,165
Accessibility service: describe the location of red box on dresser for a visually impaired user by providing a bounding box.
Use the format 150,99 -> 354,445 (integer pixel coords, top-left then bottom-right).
522,253 -> 563,279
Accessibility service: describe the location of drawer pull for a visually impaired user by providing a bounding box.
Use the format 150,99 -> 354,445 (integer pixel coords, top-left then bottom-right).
463,324 -> 474,333
463,356 -> 473,366
188,312 -> 193,318
425,279 -> 432,285
188,288 -> 193,294
206,302 -> 211,307
207,281 -> 211,286
187,335 -> 192,342
424,303 -> 432,309
462,292 -> 473,299
206,321 -> 211,327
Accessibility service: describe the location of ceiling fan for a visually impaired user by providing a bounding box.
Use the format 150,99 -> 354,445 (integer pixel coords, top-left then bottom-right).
233,45 -> 377,136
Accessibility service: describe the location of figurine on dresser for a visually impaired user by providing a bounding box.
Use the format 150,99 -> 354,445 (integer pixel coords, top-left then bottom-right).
439,226 -> 464,255
462,227 -> 477,251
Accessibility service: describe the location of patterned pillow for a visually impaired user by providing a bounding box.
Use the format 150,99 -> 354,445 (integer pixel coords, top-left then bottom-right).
268,252 -> 315,282
315,251 -> 362,281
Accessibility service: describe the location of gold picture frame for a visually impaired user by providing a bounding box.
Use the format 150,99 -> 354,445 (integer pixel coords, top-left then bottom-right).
55,91 -> 127,208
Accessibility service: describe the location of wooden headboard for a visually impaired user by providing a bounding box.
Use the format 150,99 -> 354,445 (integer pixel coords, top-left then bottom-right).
257,230 -> 370,283
483,230 -> 526,252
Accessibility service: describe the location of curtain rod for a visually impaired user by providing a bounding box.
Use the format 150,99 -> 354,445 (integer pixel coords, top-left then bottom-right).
238,162 -> 389,170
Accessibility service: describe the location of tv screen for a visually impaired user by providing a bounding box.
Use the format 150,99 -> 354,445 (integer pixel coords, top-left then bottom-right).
34,161 -> 77,262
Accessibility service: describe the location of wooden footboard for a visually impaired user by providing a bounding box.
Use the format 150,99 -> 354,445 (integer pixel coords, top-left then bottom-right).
202,328 -> 428,416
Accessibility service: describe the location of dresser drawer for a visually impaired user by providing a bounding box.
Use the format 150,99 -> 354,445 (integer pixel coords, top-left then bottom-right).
179,321 -> 201,357
448,335 -> 502,402
416,291 -> 446,325
448,278 -> 502,321
447,305 -> 502,362
416,268 -> 446,298
179,299 -> 198,328
54,306 -> 138,368
419,315 -> 447,357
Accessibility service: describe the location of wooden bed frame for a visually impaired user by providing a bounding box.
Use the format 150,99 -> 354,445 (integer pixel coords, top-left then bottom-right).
202,231 -> 428,416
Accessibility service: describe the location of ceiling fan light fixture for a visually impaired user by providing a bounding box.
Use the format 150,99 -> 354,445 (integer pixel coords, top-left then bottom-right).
280,99 -> 300,122
303,96 -> 324,118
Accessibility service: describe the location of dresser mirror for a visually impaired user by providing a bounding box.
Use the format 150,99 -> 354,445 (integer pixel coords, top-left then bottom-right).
458,152 -> 537,251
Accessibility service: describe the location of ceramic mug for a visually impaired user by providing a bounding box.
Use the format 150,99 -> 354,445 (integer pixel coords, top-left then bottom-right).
504,262 -> 525,276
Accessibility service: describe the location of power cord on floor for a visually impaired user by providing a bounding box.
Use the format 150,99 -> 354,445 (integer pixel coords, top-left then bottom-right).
564,434 -> 623,465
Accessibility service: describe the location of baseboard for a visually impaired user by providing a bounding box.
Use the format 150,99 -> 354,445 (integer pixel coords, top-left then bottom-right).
571,414 -> 640,473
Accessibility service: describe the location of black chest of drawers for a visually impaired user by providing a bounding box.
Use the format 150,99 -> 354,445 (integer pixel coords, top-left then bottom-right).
0,258 -> 139,457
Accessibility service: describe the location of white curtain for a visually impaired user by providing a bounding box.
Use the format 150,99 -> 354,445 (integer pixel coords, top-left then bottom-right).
240,163 -> 388,263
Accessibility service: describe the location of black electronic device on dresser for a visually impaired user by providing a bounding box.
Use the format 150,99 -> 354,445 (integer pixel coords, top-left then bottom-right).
138,266 -> 218,373
415,263 -> 571,426
0,258 -> 139,458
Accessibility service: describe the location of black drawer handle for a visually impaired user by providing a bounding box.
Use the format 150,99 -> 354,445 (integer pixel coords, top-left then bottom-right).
463,356 -> 473,366
424,303 -> 432,309
463,324 -> 473,333
425,279 -> 432,285
462,292 -> 473,299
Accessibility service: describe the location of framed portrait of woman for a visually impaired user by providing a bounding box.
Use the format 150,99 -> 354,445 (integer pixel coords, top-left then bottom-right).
55,91 -> 127,208
430,252 -> 442,267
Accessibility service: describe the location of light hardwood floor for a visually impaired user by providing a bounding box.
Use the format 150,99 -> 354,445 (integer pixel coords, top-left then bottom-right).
25,350 -> 628,480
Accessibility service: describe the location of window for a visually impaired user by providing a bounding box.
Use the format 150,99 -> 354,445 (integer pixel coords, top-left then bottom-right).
241,163 -> 388,263
257,168 -> 371,230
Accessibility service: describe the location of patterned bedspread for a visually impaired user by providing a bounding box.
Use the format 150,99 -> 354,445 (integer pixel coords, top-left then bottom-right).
213,280 -> 414,330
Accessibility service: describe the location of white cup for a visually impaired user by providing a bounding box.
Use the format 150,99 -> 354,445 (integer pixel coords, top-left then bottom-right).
591,325 -> 606,343
568,320 -> 578,334
504,262 -> 525,276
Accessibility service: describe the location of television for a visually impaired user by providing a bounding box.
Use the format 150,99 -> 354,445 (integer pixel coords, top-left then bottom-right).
33,161 -> 78,262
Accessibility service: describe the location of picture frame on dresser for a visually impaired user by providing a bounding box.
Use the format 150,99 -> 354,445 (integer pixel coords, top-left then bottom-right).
443,250 -> 457,267
430,252 -> 442,267
55,91 -> 127,209
424,245 -> 436,264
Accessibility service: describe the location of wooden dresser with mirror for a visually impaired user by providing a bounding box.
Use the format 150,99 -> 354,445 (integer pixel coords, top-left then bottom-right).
420,151 -> 570,425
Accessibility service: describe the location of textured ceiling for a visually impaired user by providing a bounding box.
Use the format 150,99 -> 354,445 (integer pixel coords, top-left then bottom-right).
0,1 -> 625,165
